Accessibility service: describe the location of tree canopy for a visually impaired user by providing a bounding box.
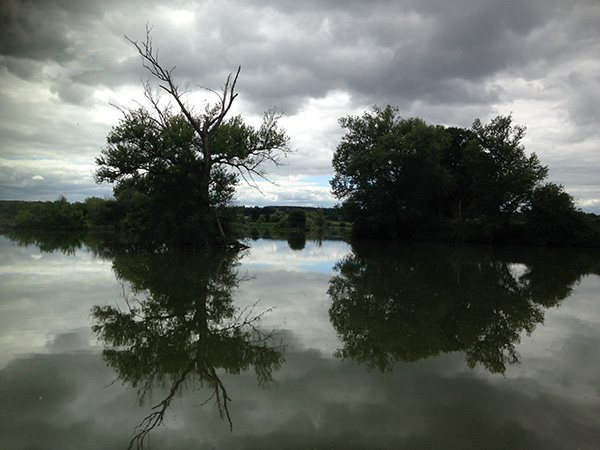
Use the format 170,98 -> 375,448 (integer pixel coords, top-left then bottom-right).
331,106 -> 453,238
331,106 -> 596,245
95,29 -> 291,248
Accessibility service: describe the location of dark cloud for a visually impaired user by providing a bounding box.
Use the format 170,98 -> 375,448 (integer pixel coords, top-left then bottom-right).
0,0 -> 121,63
0,0 -> 73,63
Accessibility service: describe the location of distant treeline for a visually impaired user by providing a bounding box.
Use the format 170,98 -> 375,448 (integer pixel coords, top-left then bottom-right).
233,205 -> 345,225
0,198 -> 347,235
0,197 -> 87,231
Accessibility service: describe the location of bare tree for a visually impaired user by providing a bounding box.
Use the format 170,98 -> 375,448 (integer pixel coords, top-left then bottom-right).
126,27 -> 240,163
125,26 -> 291,195
96,26 -> 291,247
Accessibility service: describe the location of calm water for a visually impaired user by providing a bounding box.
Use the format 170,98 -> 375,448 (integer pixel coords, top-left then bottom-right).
1,232 -> 599,449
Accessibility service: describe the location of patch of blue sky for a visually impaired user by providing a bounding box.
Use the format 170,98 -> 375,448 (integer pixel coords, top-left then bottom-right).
298,175 -> 333,187
3,157 -> 53,161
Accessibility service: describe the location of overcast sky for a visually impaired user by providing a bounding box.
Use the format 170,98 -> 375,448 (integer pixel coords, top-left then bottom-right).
1,0 -> 599,210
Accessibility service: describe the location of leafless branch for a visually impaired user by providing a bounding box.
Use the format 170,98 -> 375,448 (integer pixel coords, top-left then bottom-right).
142,81 -> 170,126
127,365 -> 192,450
127,356 -> 233,450
125,25 -> 241,154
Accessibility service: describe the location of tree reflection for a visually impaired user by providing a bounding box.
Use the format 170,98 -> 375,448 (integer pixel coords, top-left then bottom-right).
328,241 -> 600,374
287,231 -> 306,250
2,229 -> 85,255
91,247 -> 284,449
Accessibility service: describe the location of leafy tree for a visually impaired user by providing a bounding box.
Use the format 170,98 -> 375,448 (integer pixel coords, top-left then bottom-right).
330,106 -> 453,238
271,209 -> 285,223
439,127 -> 478,231
83,196 -> 122,228
307,208 -> 327,232
14,196 -> 86,230
468,115 -> 548,231
330,108 -> 561,243
95,29 -> 291,248
287,209 -> 307,229
524,183 -> 591,246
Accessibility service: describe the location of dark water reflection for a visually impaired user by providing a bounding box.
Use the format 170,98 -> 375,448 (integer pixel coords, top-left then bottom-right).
329,241 -> 600,374
1,231 -> 600,449
90,246 -> 285,449
1,228 -> 87,255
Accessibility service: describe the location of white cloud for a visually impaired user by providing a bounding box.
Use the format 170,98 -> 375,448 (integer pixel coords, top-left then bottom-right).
0,158 -> 111,201
234,178 -> 336,208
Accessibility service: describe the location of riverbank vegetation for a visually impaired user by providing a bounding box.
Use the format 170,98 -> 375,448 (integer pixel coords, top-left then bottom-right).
0,197 -> 87,231
0,199 -> 350,241
3,39 -> 599,249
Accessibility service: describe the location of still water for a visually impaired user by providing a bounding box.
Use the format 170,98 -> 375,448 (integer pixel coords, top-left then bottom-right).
1,232 -> 599,449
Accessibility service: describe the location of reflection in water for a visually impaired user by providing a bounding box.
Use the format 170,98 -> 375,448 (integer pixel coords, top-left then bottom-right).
328,241 -> 600,374
287,231 -> 306,250
2,231 -> 600,449
2,228 -> 86,255
91,247 -> 285,449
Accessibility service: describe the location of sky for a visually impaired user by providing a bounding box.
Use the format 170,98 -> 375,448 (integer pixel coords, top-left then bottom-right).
1,0 -> 599,211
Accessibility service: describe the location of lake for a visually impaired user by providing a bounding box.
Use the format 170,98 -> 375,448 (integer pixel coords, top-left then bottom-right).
1,232 -> 599,449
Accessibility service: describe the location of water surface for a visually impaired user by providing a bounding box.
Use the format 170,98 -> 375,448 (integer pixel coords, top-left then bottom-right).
1,233 -> 599,449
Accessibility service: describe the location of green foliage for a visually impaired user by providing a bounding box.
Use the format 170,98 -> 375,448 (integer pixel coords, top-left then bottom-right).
468,115 -> 548,226
95,109 -> 289,247
287,209 -> 307,229
84,196 -> 122,227
0,201 -> 31,228
231,205 -> 353,242
331,106 -> 453,239
13,196 -> 86,230
330,107 -> 589,245
524,183 -> 599,246
306,209 -> 327,231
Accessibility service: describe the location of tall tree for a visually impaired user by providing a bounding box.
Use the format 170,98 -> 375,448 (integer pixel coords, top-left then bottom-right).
330,105 -> 452,238
524,182 -> 595,246
330,108 -> 560,243
468,114 -> 548,230
95,28 -> 291,247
